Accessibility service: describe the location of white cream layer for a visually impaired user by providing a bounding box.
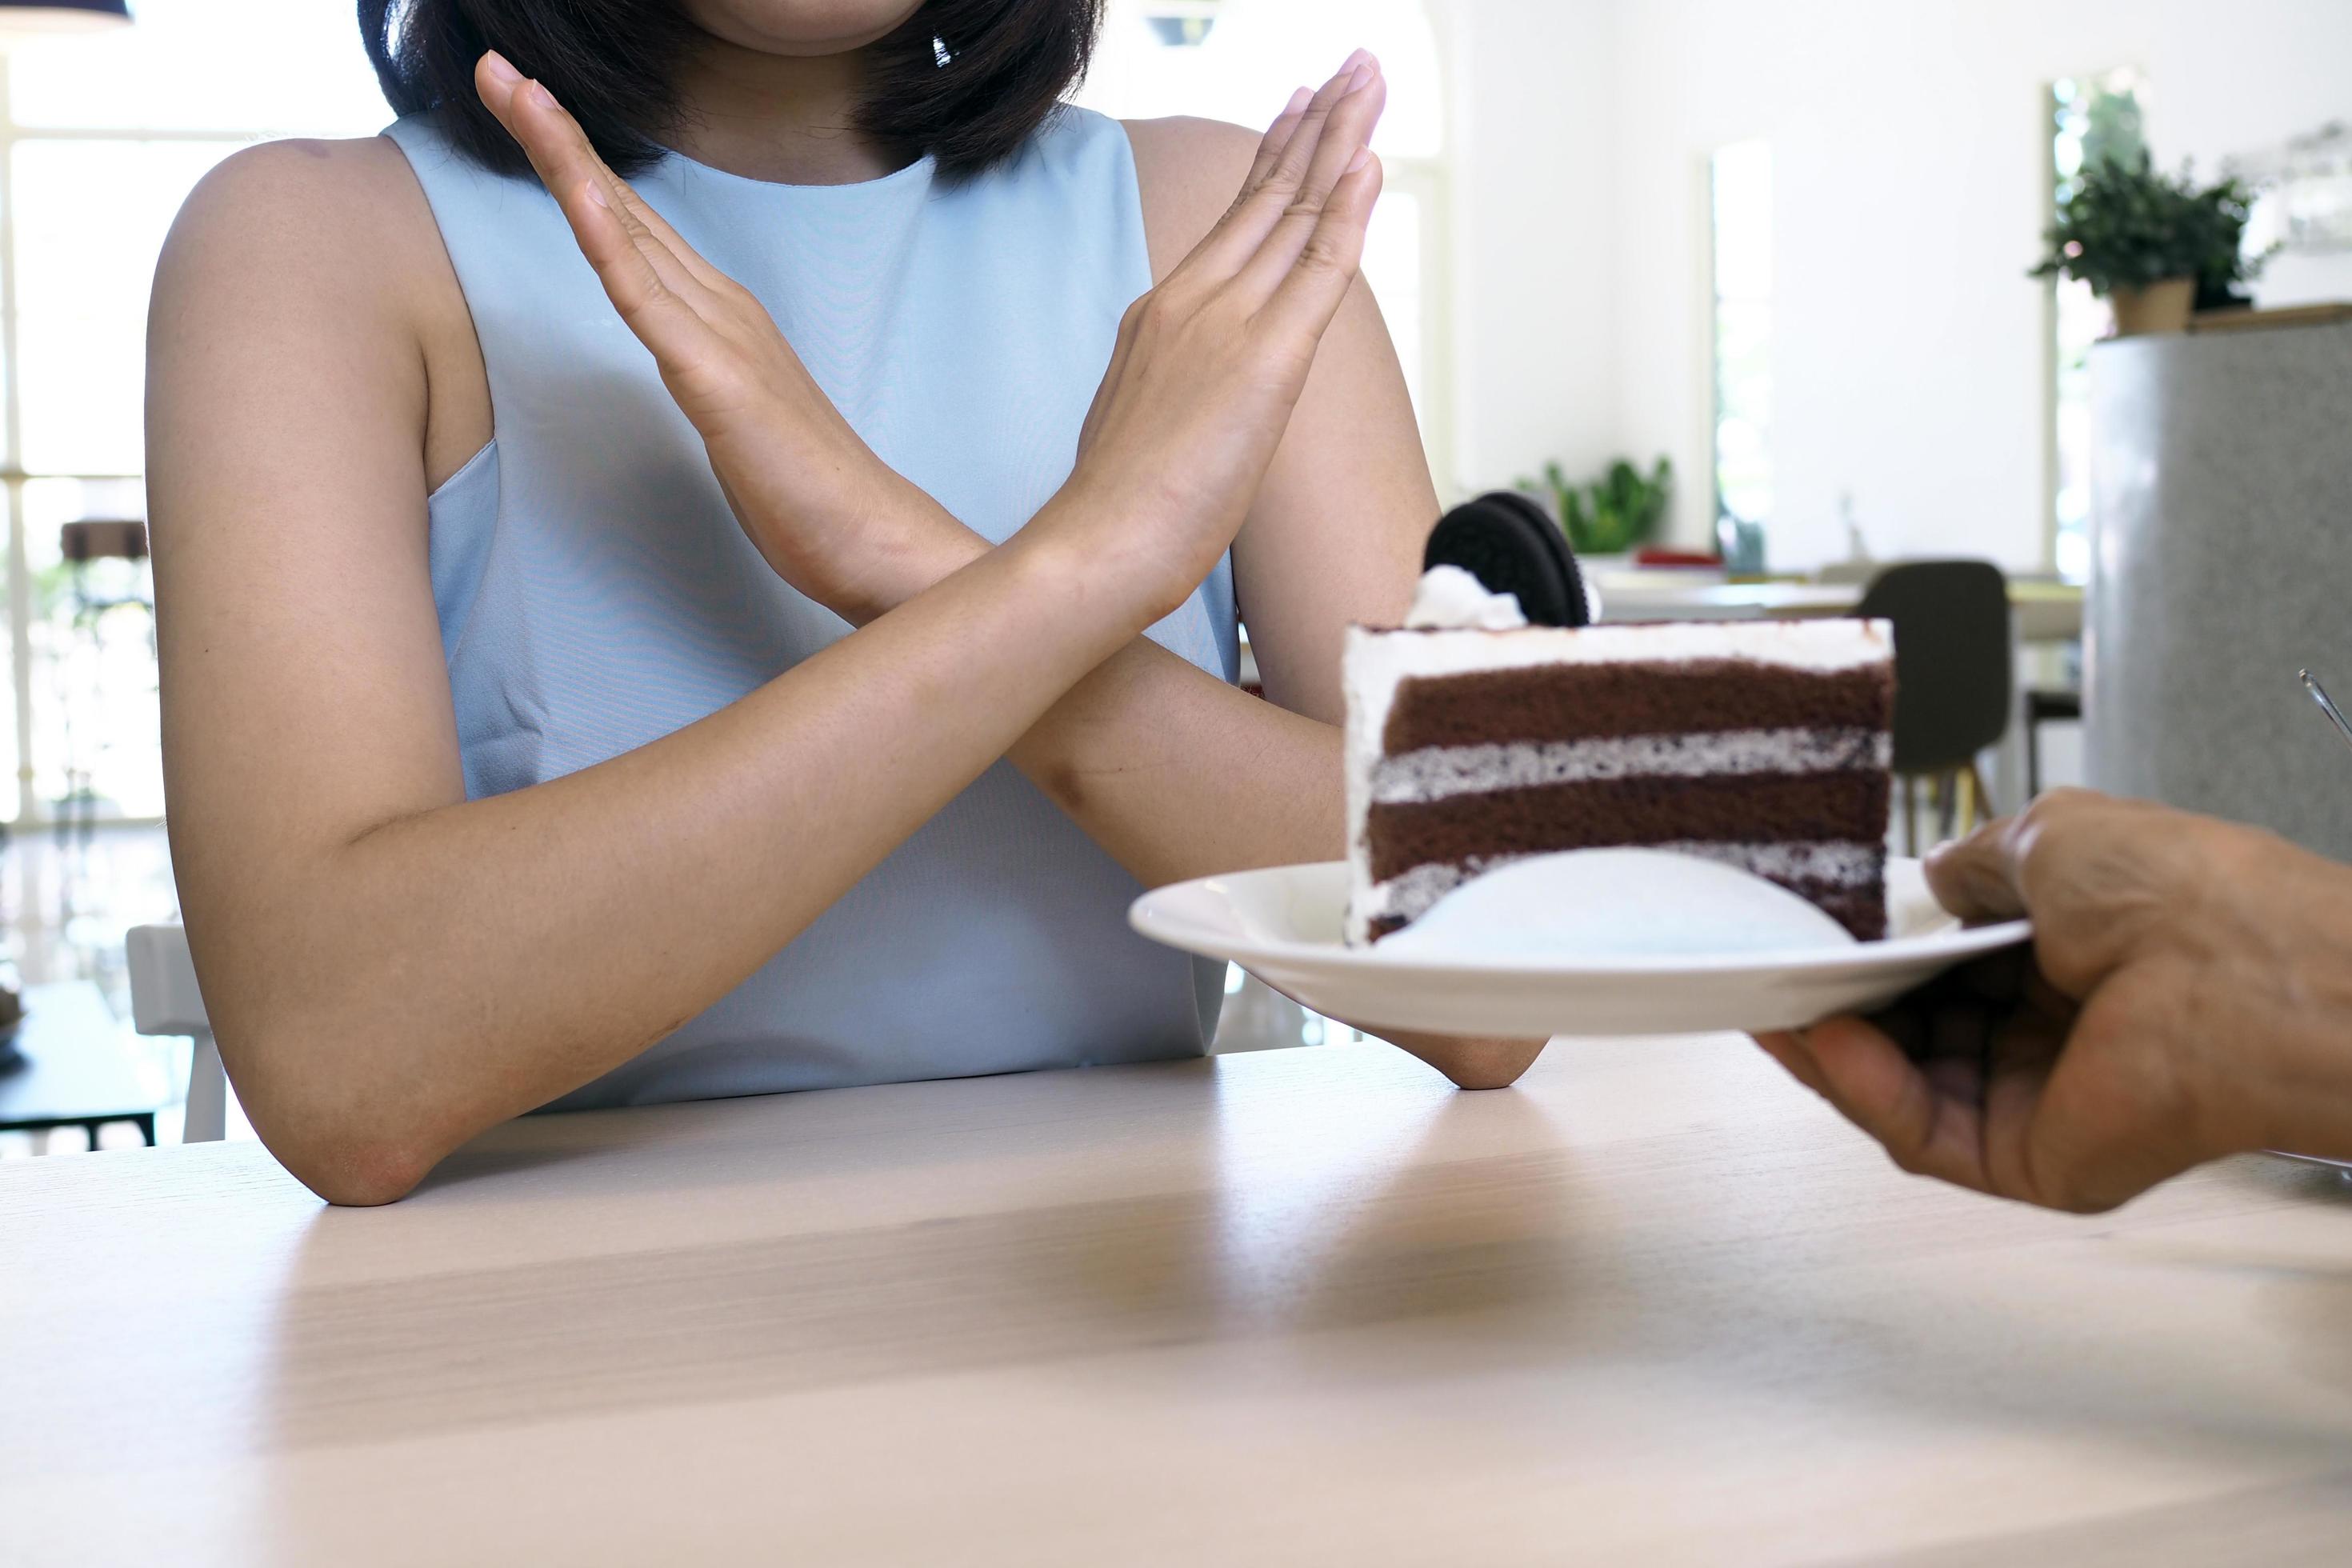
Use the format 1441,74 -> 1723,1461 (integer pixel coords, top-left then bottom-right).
1403,565 -> 1530,630
1370,726 -> 1890,806
1356,839 -> 1884,933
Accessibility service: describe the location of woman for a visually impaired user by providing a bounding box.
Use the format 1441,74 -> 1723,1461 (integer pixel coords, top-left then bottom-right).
148,0 -> 1542,1206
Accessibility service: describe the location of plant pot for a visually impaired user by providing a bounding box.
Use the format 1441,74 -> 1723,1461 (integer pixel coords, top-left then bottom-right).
2109,277 -> 2197,337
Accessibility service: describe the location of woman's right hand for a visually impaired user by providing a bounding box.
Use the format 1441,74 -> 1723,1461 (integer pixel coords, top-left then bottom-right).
1048,53 -> 1389,619
472,52 -> 987,626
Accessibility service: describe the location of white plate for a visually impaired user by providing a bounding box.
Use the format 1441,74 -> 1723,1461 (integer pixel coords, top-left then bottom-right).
1129,858 -> 2031,1038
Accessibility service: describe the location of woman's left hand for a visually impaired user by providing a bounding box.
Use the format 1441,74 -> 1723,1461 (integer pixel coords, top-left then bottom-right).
475,51 -> 983,625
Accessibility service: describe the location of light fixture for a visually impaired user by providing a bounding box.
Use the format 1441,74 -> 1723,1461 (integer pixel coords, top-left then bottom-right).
0,0 -> 132,32
1143,0 -> 1218,49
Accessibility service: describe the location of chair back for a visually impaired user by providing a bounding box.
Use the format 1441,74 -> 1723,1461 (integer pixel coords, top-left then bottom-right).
127,924 -> 206,1035
128,924 -> 228,1142
1855,561 -> 2014,773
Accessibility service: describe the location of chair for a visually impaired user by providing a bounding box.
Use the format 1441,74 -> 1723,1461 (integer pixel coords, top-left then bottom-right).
2022,686 -> 2082,798
126,923 -> 226,1143
1854,561 -> 2014,852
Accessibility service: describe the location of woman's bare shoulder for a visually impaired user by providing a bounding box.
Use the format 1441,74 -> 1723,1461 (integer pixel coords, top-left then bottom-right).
162,136 -> 444,300
1122,116 -> 1262,282
156,134 -> 489,485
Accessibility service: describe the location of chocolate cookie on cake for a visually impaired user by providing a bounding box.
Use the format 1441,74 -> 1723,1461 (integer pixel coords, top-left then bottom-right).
1344,565 -> 1895,946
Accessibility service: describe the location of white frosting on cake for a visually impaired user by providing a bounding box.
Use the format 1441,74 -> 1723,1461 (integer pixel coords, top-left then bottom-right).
1377,850 -> 1859,962
1354,840 -> 1886,930
1402,565 -> 1529,630
1340,606 -> 1894,945
1371,726 -> 1891,805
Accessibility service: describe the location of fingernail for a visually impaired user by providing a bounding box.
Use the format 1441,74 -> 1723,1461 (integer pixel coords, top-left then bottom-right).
583,180 -> 609,210
528,80 -> 558,110
482,51 -> 522,87
1347,146 -> 1374,174
1341,47 -> 1372,74
1283,86 -> 1310,116
1347,62 -> 1378,94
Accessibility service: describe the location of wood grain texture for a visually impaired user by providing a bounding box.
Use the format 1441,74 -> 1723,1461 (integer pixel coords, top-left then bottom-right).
5,1035 -> 2350,1566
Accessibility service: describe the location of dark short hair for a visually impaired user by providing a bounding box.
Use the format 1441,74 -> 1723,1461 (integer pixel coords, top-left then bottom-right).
359,1 -> 1104,181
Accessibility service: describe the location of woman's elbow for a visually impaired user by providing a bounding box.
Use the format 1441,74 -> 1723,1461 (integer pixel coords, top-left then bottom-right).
278,1133 -> 435,1206
230,1041 -> 442,1206
1383,1033 -> 1550,1091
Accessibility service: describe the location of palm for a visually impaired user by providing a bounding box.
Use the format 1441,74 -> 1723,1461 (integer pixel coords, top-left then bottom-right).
471,54 -> 970,620
471,48 -> 1389,631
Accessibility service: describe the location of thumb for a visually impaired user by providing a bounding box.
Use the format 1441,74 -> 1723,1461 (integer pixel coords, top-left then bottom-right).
1924,817 -> 2028,922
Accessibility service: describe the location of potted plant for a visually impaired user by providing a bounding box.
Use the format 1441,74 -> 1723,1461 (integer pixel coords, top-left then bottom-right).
1522,456 -> 1674,556
2030,151 -> 2264,335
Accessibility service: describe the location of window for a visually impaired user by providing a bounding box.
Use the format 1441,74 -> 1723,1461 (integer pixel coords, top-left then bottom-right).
2046,69 -> 2147,584
1074,0 -> 1452,487
1,0 -> 392,823
1709,139 -> 1772,534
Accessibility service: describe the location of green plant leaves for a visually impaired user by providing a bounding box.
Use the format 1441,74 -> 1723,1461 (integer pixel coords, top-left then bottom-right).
2029,149 -> 2264,298
1528,456 -> 1674,554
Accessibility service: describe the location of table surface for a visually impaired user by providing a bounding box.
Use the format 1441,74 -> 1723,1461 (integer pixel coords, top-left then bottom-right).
1594,575 -> 2085,633
0,982 -> 163,1131
6,1037 -> 2349,1566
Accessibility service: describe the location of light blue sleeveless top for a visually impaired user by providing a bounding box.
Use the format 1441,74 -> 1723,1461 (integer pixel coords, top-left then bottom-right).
383,107 -> 1238,1111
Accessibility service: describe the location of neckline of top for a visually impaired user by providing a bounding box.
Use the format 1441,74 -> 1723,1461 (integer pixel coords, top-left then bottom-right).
650,144 -> 940,197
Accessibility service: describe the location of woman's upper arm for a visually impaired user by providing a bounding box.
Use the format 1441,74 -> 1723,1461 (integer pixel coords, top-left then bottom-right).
1125,115 -> 1438,726
148,138 -> 468,924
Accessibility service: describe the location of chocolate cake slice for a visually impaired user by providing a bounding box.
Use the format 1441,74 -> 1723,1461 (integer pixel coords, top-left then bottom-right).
1345,574 -> 1895,945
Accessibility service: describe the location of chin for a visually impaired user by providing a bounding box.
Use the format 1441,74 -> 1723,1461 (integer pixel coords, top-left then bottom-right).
685,0 -> 929,55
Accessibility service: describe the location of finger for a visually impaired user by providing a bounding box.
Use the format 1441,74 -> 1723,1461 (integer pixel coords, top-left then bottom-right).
1187,53 -> 1370,278
1245,86 -> 1315,189
1802,1017 -> 1998,1194
1979,1004 -> 2062,1199
1998,986 -> 2199,1213
1234,69 -> 1387,299
481,81 -> 728,364
1754,1031 -> 1834,1100
478,59 -> 722,301
1254,149 -> 1383,342
1923,816 -> 2029,922
538,105 -> 734,296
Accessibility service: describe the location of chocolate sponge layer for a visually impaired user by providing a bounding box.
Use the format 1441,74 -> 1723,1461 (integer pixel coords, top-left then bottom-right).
1366,771 -> 1890,883
1383,662 -> 1894,752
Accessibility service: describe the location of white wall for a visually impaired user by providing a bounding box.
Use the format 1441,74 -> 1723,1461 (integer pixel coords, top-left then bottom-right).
1442,0 -> 2352,566
1430,0 -> 1622,500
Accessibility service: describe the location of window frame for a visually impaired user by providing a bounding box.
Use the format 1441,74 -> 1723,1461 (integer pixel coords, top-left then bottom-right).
1706,138 -> 1773,540
0,66 -> 273,826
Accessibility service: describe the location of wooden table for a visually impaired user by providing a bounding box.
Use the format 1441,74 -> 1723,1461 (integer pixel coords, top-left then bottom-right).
6,1038 -> 2350,1564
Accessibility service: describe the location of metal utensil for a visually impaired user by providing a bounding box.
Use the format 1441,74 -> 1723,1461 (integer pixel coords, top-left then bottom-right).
2275,671 -> 2352,1175
2298,670 -> 2352,754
